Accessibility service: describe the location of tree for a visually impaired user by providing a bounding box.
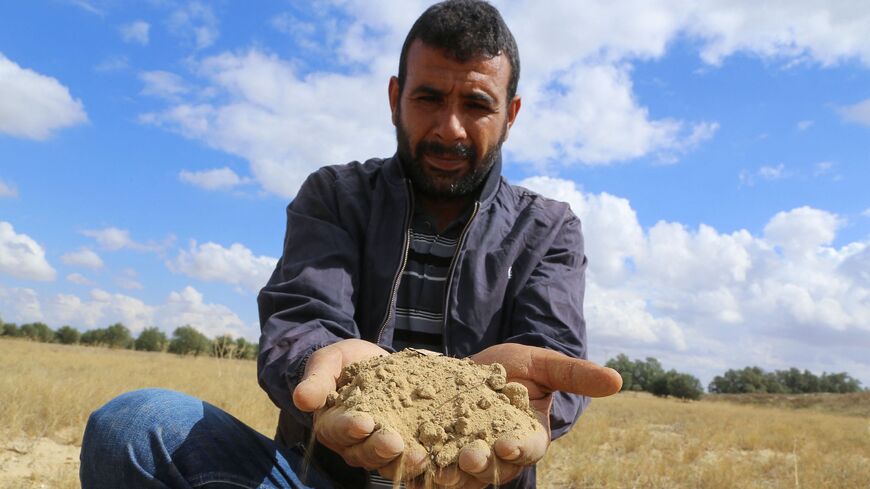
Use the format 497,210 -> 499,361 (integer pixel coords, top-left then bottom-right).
168,325 -> 211,356
819,372 -> 862,393
605,354 -> 664,392
19,322 -> 55,343
135,327 -> 168,352
103,323 -> 134,349
2,322 -> 20,337
651,370 -> 704,400
235,337 -> 258,360
80,328 -> 107,346
212,334 -> 238,359
55,325 -> 81,345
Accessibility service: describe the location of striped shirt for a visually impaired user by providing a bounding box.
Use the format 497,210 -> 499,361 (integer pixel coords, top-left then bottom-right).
367,204 -> 469,489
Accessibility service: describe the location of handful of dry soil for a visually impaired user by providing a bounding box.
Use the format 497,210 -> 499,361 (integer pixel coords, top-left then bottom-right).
324,349 -> 544,468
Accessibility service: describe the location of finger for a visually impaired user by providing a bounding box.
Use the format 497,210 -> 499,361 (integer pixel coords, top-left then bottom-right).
492,425 -> 549,466
292,345 -> 344,412
315,409 -> 375,449
526,347 -> 623,397
458,441 -> 522,486
377,443 -> 429,481
432,465 -> 461,486
342,429 -> 404,470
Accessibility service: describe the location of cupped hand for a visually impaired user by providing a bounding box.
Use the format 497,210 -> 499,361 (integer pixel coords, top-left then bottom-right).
292,339 -> 431,478
444,343 -> 622,487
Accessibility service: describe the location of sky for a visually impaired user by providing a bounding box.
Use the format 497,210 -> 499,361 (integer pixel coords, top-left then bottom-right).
1,0 -> 868,389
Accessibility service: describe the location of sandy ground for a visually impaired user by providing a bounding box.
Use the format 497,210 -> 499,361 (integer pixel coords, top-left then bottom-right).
0,435 -> 79,488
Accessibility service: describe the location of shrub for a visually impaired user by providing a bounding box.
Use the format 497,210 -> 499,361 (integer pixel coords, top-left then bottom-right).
169,325 -> 211,356
135,327 -> 168,352
55,326 -> 81,345
20,322 -> 55,343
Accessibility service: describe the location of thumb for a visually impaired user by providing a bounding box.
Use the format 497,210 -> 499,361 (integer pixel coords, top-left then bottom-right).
292,345 -> 343,412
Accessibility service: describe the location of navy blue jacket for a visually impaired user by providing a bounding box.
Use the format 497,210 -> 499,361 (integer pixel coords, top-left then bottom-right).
257,154 -> 589,488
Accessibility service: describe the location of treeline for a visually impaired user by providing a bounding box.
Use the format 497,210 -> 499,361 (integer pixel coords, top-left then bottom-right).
606,354 -> 864,400
0,317 -> 257,360
606,354 -> 705,400
708,366 -> 862,394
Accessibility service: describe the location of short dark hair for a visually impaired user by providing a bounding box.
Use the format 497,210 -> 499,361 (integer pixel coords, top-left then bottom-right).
397,0 -> 520,102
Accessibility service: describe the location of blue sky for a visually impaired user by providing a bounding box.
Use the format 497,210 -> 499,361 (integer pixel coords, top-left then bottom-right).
1,1 -> 869,388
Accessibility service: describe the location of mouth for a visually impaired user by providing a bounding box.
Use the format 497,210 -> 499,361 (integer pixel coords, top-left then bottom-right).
423,153 -> 469,173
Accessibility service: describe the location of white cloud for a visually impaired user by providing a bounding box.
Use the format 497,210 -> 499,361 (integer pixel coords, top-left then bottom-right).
120,20 -> 150,45
60,247 -> 103,269
168,2 -> 219,50
838,99 -> 870,127
797,120 -> 814,131
0,178 -> 17,198
66,273 -> 93,286
758,163 -> 787,180
863,209 -> 870,218
95,55 -> 129,73
156,286 -> 246,337
178,167 -> 250,191
0,53 -> 87,140
141,49 -> 395,197
168,240 -> 276,292
0,287 -> 43,322
115,268 -> 143,290
81,227 -> 173,252
67,0 -> 104,16
0,285 -> 249,339
140,70 -> 190,100
0,221 -> 56,281
520,176 -> 870,385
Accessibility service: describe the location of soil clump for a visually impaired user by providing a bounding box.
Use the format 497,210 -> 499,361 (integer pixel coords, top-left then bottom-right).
326,349 -> 543,469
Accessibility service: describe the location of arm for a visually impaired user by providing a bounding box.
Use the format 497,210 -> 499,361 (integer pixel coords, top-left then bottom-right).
257,168 -> 362,426
504,210 -> 589,439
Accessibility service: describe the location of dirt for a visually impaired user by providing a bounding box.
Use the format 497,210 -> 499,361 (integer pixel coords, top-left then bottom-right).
326,349 -> 543,468
0,434 -> 79,488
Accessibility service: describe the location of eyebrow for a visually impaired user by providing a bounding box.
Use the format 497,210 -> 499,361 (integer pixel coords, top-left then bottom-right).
410,85 -> 498,107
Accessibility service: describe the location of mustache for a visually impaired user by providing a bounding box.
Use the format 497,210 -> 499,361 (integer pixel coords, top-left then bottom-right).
416,140 -> 476,160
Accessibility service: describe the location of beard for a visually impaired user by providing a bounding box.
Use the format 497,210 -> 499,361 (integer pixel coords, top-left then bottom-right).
396,114 -> 505,199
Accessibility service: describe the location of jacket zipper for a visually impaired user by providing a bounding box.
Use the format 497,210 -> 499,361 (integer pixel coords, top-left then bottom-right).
376,180 -> 414,344
442,201 -> 480,355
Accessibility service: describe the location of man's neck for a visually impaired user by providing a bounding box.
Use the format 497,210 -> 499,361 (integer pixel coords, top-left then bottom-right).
418,194 -> 474,233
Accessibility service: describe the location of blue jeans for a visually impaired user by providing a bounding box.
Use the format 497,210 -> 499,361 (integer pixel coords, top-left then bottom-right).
80,388 -> 335,489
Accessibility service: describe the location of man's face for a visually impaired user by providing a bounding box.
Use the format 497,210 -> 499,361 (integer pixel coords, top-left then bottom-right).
389,40 -> 521,199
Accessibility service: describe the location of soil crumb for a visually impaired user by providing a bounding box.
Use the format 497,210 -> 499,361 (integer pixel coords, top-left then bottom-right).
326,349 -> 543,469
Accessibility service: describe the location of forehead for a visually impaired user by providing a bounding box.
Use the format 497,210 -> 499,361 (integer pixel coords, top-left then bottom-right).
404,40 -> 511,100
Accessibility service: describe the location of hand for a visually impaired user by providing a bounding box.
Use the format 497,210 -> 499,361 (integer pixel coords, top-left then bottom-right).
431,343 -> 622,487
293,339 -> 431,478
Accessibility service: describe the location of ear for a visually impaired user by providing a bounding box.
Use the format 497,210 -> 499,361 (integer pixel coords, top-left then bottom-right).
502,95 -> 522,141
388,76 -> 400,127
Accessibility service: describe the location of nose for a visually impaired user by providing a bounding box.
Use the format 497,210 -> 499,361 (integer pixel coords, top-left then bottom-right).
433,106 -> 467,142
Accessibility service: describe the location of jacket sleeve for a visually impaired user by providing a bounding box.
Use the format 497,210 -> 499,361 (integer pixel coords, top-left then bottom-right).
505,210 -> 589,440
257,168 -> 361,427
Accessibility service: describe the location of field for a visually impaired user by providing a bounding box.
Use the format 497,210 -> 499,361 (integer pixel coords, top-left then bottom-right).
1,339 -> 868,488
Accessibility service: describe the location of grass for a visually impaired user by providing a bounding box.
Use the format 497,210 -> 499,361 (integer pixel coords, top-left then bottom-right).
2,339 -> 869,488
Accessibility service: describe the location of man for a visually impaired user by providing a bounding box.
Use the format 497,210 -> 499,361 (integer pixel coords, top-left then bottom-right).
80,1 -> 620,488
258,1 -> 620,487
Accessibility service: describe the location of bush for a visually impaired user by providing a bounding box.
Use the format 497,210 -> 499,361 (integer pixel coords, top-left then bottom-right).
2,322 -> 20,337
651,370 -> 704,400
169,325 -> 211,356
135,327 -> 168,352
235,337 -> 258,360
605,354 -> 665,392
20,322 -> 55,343
55,325 -> 81,345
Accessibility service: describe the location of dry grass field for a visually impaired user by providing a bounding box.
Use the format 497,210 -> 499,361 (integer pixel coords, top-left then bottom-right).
1,339 -> 868,489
